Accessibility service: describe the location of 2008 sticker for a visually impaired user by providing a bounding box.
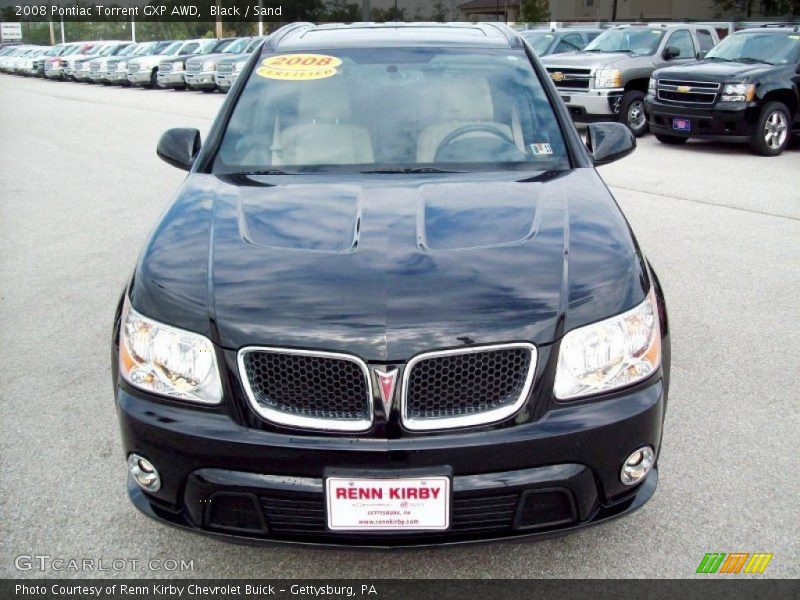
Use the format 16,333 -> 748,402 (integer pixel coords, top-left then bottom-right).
256,54 -> 342,81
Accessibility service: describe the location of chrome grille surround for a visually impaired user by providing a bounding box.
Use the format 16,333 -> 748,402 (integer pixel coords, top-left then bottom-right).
238,347 -> 373,432
401,343 -> 537,431
657,79 -> 721,105
546,67 -> 593,92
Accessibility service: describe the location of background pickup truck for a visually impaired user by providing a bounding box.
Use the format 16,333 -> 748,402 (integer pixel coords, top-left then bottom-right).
541,23 -> 719,136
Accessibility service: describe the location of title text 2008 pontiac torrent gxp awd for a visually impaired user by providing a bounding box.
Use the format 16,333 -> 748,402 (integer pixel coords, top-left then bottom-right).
113,22 -> 670,546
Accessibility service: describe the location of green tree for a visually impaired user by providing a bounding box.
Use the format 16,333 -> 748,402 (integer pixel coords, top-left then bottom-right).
519,0 -> 550,22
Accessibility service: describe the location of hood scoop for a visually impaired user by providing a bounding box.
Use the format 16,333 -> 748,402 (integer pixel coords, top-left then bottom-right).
238,184 -> 361,253
418,182 -> 541,251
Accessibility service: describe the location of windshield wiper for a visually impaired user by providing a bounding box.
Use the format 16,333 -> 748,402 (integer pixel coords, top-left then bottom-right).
705,56 -> 732,61
237,169 -> 302,176
359,167 -> 465,174
736,57 -> 774,65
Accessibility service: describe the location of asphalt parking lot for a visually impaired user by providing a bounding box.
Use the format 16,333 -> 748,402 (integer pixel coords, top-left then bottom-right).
0,74 -> 798,579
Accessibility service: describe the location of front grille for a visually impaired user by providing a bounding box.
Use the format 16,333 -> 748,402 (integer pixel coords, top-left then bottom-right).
216,63 -> 234,74
159,62 -> 173,73
546,67 -> 592,91
657,79 -> 720,105
239,348 -> 372,431
186,62 -> 202,73
89,60 -> 100,70
258,492 -> 519,538
127,61 -> 139,74
402,344 -> 536,430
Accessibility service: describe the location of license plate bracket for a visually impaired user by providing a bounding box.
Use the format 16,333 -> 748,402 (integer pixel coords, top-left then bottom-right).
324,467 -> 452,532
672,117 -> 691,132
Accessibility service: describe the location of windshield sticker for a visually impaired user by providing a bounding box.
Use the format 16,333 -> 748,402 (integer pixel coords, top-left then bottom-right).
790,35 -> 800,40
531,143 -> 553,155
256,54 -> 342,81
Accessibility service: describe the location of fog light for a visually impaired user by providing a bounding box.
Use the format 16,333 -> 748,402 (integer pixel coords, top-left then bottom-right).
620,446 -> 654,486
128,454 -> 161,492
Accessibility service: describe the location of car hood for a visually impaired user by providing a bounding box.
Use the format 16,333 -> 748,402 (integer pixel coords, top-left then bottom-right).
216,53 -> 249,65
131,170 -> 647,360
186,52 -> 229,65
655,60 -> 776,82
541,51 -> 640,69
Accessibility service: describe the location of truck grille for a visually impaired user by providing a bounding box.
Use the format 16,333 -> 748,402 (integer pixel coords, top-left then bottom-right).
546,67 -> 592,91
216,63 -> 234,74
89,60 -> 100,71
127,61 -> 140,74
657,79 -> 720,105
186,62 -> 202,73
402,343 -> 536,431
239,348 -> 372,432
159,62 -> 173,73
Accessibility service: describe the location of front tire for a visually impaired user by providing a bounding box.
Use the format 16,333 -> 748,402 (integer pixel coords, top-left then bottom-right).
619,90 -> 648,137
749,101 -> 791,156
655,133 -> 688,145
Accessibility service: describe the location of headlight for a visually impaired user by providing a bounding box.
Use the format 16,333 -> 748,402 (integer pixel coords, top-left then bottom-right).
594,69 -> 621,89
233,61 -> 244,72
554,287 -> 661,400
648,77 -> 656,94
203,60 -> 216,71
119,298 -> 222,404
720,83 -> 755,102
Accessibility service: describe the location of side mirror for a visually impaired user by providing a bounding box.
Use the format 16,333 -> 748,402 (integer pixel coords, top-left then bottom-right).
662,46 -> 680,60
585,122 -> 636,166
157,128 -> 201,171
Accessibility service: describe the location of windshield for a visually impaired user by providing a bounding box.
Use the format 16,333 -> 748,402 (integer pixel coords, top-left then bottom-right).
85,45 -> 103,56
99,45 -> 115,56
225,38 -> 250,54
118,44 -> 136,56
161,42 -> 183,56
706,32 -> 800,65
245,37 -> 265,52
584,28 -> 664,55
215,47 -> 569,174
195,40 -> 219,54
521,32 -> 555,55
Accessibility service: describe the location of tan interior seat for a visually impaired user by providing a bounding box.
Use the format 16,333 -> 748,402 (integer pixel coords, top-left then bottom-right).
416,75 -> 514,163
274,77 -> 374,166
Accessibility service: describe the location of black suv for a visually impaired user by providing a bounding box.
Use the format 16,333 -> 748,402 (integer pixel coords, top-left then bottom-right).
114,22 -> 669,547
646,25 -> 800,155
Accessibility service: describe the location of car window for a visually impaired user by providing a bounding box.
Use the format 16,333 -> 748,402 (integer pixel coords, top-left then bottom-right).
161,42 -> 183,55
215,47 -> 570,174
213,39 -> 236,52
225,38 -> 250,54
697,29 -> 715,52
706,32 -> 800,65
182,43 -> 201,54
584,28 -> 665,55
665,30 -> 695,58
245,37 -> 265,52
554,34 -> 584,53
521,32 -> 555,55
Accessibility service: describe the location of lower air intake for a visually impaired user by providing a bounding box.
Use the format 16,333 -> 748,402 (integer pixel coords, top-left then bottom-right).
513,488 -> 576,531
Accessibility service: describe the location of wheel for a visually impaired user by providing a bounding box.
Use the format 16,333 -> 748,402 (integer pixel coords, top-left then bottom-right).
655,134 -> 688,145
749,101 -> 791,156
619,90 -> 648,137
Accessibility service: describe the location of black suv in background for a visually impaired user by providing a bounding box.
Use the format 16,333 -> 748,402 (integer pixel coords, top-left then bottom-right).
646,25 -> 800,155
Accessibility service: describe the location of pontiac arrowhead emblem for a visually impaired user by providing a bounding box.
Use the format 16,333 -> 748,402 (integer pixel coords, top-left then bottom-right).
375,368 -> 398,416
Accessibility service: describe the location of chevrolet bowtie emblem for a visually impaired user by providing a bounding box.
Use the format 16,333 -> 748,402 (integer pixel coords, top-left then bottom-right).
677,85 -> 692,93
550,71 -> 565,82
375,368 -> 398,415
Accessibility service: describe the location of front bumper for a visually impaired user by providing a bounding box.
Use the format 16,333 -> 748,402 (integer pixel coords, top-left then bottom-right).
44,67 -> 63,78
116,375 -> 666,546
127,70 -> 153,85
556,89 -> 624,121
645,95 -> 758,142
185,71 -> 216,89
157,71 -> 186,87
214,72 -> 235,90
109,70 -> 128,84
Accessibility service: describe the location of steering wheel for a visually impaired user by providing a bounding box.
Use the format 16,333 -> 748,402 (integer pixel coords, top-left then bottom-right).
434,124 -> 516,161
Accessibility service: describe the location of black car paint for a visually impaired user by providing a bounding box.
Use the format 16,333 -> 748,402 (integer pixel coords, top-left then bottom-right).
114,24 -> 669,546
646,30 -> 800,142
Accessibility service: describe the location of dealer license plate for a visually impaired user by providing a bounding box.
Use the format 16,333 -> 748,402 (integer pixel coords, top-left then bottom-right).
325,476 -> 450,531
672,118 -> 691,132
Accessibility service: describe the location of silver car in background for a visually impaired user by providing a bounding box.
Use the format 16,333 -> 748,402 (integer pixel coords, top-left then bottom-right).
128,39 -> 207,88
88,42 -> 136,83
214,36 -> 266,92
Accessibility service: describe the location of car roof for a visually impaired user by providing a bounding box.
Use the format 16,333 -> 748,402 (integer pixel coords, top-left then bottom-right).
269,22 -> 522,51
735,25 -> 800,34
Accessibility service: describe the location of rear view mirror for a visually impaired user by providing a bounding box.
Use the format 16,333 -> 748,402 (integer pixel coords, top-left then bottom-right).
662,46 -> 680,60
585,122 -> 636,166
157,128 -> 201,171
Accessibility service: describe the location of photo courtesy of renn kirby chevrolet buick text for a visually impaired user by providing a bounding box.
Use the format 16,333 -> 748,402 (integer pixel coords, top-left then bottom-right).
112,22 -> 670,546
